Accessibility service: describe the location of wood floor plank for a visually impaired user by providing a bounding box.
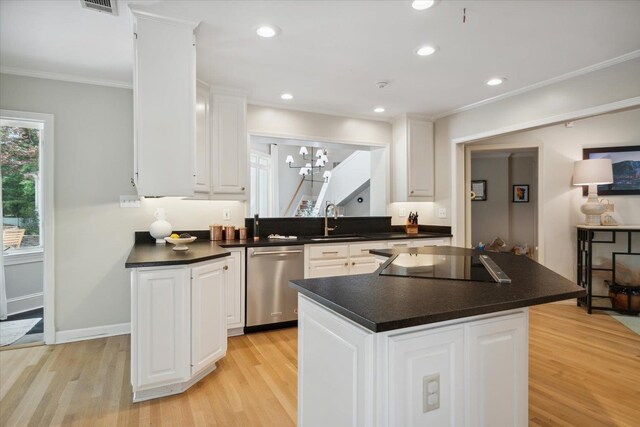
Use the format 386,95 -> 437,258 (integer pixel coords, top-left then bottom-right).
0,305 -> 638,426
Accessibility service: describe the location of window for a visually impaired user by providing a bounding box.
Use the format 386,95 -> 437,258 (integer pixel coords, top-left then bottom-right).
250,150 -> 272,216
1,119 -> 43,253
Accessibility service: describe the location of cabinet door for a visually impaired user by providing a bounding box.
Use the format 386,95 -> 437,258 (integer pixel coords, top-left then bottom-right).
211,93 -> 247,195
350,256 -> 380,275
407,119 -> 434,198
466,313 -> 528,427
309,258 -> 350,278
410,238 -> 448,248
225,251 -> 245,330
191,260 -> 227,376
386,326 -> 464,427
194,83 -> 211,193
132,12 -> 196,197
134,268 -> 190,390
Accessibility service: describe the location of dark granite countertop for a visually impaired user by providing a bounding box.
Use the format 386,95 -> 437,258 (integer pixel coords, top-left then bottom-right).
289,246 -> 585,333
218,232 -> 452,248
125,241 -> 230,268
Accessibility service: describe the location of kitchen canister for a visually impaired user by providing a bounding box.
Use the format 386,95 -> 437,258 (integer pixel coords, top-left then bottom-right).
238,227 -> 248,240
210,224 -> 223,241
225,225 -> 236,240
149,208 -> 172,244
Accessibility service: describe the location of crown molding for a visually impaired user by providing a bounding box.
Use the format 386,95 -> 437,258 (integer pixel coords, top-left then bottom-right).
248,100 -> 393,124
128,7 -> 200,29
433,49 -> 640,121
0,66 -> 133,90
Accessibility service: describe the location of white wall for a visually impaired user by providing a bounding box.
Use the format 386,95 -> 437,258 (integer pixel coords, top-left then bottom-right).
0,74 -> 245,333
470,109 -> 640,279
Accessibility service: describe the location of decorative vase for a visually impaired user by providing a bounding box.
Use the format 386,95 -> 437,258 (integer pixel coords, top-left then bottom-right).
149,208 -> 172,244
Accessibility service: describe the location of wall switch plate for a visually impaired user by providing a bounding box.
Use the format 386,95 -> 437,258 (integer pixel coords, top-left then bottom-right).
120,195 -> 140,208
438,208 -> 447,219
423,373 -> 440,413
399,207 -> 407,217
223,208 -> 231,220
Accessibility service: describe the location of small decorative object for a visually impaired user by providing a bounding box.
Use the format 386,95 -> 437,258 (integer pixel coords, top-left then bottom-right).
600,199 -> 618,226
210,224 -> 223,241
225,225 -> 235,240
149,208 -> 172,244
406,211 -> 419,234
165,233 -> 197,251
583,146 -> 640,196
254,214 -> 260,241
239,227 -> 248,240
485,237 -> 506,252
573,158 -> 613,225
512,184 -> 529,203
471,180 -> 487,201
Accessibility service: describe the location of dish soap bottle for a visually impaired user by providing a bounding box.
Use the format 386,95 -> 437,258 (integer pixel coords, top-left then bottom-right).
149,208 -> 172,244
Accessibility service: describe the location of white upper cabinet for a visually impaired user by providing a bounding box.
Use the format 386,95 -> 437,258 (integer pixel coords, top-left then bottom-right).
194,82 -> 211,194
211,91 -> 248,197
131,9 -> 198,197
392,115 -> 435,201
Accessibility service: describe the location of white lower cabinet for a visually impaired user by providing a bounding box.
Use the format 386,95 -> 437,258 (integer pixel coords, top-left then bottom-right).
298,295 -> 528,427
131,258 -> 228,402
350,256 -> 380,275
309,258 -> 350,278
191,261 -> 227,376
224,249 -> 245,334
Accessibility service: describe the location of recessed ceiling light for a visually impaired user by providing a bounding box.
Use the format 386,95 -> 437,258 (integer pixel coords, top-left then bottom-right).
281,93 -> 293,100
412,0 -> 435,10
374,107 -> 385,113
416,45 -> 437,56
256,25 -> 280,38
486,77 -> 506,86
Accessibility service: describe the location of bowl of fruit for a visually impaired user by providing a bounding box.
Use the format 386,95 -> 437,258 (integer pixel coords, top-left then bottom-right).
165,233 -> 197,251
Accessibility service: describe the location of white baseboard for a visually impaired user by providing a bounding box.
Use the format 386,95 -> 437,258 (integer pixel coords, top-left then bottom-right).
7,292 -> 44,316
55,322 -> 130,344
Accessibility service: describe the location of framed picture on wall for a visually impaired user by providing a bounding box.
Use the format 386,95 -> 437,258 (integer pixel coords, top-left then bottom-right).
471,180 -> 487,201
582,146 -> 640,196
513,184 -> 529,203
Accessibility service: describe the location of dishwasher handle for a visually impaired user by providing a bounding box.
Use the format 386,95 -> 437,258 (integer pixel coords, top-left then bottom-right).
251,249 -> 303,256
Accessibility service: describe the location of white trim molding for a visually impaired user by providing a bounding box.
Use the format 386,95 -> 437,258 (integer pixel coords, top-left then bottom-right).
452,96 -> 640,144
3,250 -> 44,266
7,292 -> 44,317
434,49 -> 640,120
1,109 -> 56,345
1,66 -> 132,90
55,322 -> 131,344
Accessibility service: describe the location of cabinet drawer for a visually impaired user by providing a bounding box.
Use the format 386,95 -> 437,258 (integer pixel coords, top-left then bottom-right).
410,239 -> 447,248
348,241 -> 386,257
387,241 -> 411,249
309,258 -> 350,278
308,244 -> 349,260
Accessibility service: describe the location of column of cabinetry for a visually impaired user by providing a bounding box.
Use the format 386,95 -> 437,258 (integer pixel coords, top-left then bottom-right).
130,257 -> 232,402
225,249 -> 245,335
131,9 -> 198,197
392,114 -> 435,202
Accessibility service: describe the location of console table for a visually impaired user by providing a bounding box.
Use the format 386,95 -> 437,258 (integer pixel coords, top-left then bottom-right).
577,225 -> 640,315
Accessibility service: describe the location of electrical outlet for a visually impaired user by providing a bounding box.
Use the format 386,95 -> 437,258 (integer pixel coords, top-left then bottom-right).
423,373 -> 440,413
223,209 -> 231,220
438,208 -> 447,219
119,195 -> 140,208
399,207 -> 407,217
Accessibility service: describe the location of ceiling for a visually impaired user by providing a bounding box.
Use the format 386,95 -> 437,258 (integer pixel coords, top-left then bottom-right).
2,0 -> 640,119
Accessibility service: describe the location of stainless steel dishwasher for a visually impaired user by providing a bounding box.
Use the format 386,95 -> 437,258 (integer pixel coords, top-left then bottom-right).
246,245 -> 304,331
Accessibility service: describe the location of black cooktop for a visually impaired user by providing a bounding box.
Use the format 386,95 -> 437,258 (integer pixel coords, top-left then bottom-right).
380,253 -> 495,283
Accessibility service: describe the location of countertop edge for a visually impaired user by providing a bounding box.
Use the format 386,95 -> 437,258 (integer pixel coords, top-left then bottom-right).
125,250 -> 230,269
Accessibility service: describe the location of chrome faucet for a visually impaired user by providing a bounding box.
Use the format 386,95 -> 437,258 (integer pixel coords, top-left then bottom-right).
324,203 -> 338,236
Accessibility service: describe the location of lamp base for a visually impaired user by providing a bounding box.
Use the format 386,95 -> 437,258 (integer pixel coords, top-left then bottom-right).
583,214 -> 601,226
580,184 -> 606,226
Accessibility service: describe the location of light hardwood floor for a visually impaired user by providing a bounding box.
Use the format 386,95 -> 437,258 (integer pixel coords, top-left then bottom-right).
1,304 -> 638,426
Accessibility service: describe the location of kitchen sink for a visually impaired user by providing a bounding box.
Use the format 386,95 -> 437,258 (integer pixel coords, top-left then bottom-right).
309,234 -> 363,241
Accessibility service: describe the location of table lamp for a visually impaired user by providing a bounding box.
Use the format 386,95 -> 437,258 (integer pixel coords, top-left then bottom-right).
573,158 -> 613,226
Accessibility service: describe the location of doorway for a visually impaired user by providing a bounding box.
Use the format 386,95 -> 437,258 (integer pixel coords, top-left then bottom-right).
0,110 -> 54,348
467,147 -> 539,260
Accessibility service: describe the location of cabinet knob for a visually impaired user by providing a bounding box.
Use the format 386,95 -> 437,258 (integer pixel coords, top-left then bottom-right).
223,265 -> 229,270
241,187 -> 245,191
344,262 -> 348,266
410,190 -> 414,194
352,262 -> 355,266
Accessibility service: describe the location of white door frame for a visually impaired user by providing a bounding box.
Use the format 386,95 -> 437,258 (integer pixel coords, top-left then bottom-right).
1,109 -> 55,344
450,96 -> 640,265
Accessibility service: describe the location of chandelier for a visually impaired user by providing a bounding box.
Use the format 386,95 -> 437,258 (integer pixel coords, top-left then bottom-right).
285,146 -> 331,185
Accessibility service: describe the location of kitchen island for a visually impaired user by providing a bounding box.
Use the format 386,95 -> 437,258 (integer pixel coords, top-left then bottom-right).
289,246 -> 584,427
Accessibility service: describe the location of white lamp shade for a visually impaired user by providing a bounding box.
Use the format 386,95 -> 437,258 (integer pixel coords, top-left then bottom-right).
573,159 -> 613,186
285,155 -> 294,164
321,154 -> 328,162
299,167 -> 307,176
323,171 -> 331,179
299,146 -> 308,156
316,150 -> 323,158
315,158 -> 324,167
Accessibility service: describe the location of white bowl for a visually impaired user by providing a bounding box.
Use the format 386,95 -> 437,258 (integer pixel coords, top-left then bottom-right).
164,236 -> 197,251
